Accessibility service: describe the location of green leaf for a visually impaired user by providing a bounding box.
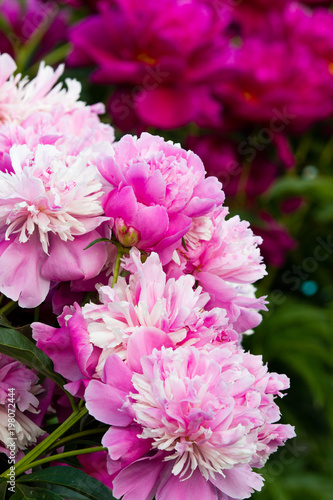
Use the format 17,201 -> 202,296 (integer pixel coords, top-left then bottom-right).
17,467 -> 115,500
267,176 -> 333,202
11,485 -> 63,500
0,482 -> 7,500
83,238 -> 111,250
0,327 -> 66,389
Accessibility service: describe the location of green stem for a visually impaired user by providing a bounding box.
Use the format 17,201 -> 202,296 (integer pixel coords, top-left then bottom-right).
0,300 -> 17,317
112,247 -> 123,287
1,407 -> 88,478
34,306 -> 40,322
16,446 -> 106,474
48,427 -> 108,452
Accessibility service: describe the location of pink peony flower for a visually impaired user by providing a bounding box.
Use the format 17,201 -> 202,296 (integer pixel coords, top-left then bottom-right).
85,344 -> 295,500
68,0 -> 231,129
0,354 -> 45,453
32,248 -> 233,396
0,53 -> 84,124
215,3 -> 333,132
98,132 -> 224,263
0,143 -> 108,307
253,213 -> 296,268
168,208 -> 267,332
0,0 -> 68,61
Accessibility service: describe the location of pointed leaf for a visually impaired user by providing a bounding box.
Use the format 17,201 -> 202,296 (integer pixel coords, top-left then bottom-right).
17,467 -> 115,500
0,327 -> 66,389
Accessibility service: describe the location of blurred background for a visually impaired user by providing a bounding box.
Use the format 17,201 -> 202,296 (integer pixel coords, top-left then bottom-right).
1,0 -> 332,498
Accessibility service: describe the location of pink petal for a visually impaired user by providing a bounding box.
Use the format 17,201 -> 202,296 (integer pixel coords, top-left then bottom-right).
136,87 -> 198,129
112,455 -> 167,500
85,379 -> 133,426
127,327 -> 174,374
102,424 -> 151,475
0,235 -> 49,308
210,465 -> 264,499
41,231 -> 107,282
157,468 -> 217,500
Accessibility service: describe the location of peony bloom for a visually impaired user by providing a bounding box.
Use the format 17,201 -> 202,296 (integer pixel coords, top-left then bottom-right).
68,0 -> 231,129
32,248 -> 232,396
168,208 -> 267,332
98,132 -> 224,263
253,213 -> 296,268
0,53 -> 115,172
0,0 -> 68,60
85,344 -> 295,500
0,53 -> 84,124
0,143 -> 108,307
0,354 -> 45,454
214,3 -> 333,132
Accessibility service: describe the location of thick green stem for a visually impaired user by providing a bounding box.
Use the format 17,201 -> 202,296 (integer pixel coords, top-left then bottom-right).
1,407 -> 88,478
48,427 -> 108,452
16,446 -> 106,475
0,300 -> 17,317
112,247 -> 123,287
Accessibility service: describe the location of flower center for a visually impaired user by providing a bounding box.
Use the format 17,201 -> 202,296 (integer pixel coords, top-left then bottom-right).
131,367 -> 252,481
0,144 -> 105,253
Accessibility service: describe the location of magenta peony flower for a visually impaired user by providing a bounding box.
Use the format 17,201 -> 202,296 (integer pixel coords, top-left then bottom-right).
68,0 -> 231,129
253,213 -> 296,268
32,248 -> 233,396
0,0 -> 68,60
85,344 -> 295,500
0,354 -> 45,454
98,132 -> 224,263
0,143 -> 108,307
215,3 -> 333,132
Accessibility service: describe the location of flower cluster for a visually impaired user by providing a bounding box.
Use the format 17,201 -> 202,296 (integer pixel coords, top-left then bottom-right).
0,56 -> 294,499
0,53 -> 114,307
68,0 -> 333,133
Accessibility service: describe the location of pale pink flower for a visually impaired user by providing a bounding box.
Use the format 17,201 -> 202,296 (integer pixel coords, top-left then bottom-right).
169,208 -> 267,332
98,132 -> 224,263
85,344 -> 295,500
0,354 -> 45,453
32,248 -> 232,396
0,53 -> 84,124
0,143 -> 108,307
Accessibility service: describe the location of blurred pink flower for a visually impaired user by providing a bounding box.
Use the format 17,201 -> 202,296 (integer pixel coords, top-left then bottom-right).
0,0 -> 68,60
68,0 -> 232,129
253,213 -> 296,268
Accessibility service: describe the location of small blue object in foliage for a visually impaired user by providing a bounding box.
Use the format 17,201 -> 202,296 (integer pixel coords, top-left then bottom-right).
301,280 -> 318,296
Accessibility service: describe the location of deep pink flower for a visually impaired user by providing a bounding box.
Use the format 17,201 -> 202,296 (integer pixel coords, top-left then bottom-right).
0,0 -> 68,60
98,132 -> 224,263
68,0 -> 232,129
85,344 -> 295,500
187,135 -> 280,199
253,213 -> 296,268
215,3 -> 333,132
